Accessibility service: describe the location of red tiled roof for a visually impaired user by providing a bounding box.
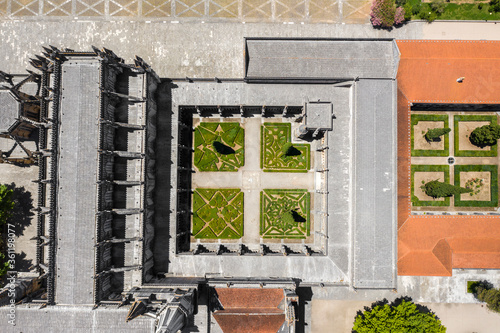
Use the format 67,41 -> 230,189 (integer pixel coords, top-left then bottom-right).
215,288 -> 284,309
213,313 -> 286,333
396,40 -> 500,276
397,40 -> 500,103
213,288 -> 286,333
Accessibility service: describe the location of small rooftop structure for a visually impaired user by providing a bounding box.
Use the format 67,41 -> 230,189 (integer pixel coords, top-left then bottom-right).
304,101 -> 333,131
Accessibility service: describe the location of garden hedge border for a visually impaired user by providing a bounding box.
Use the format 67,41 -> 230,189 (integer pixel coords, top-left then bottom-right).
454,164 -> 498,207
260,189 -> 311,239
454,115 -> 498,157
411,164 -> 451,207
411,114 -> 450,157
260,122 -> 311,173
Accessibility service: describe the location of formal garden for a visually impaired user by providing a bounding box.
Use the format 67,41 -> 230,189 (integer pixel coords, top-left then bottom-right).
410,113 -> 500,211
190,119 -> 313,244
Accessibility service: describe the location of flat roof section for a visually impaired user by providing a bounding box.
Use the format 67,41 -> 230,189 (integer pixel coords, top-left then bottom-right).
353,79 -> 397,288
245,39 -> 399,80
396,40 -> 500,103
55,59 -> 100,305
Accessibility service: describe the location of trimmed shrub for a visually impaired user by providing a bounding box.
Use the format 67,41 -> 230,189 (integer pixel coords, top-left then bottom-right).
370,0 -> 396,28
470,124 -> 500,147
281,142 -> 301,157
212,140 -> 235,155
425,127 -> 451,142
421,180 -> 472,198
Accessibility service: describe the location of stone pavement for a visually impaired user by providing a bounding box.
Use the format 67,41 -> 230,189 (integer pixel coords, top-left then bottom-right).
311,298 -> 500,333
0,0 -> 370,24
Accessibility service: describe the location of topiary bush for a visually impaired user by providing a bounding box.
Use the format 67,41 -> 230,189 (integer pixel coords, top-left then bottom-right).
421,180 -> 472,198
281,142 -> 301,157
470,124 -> 500,147
212,140 -> 235,155
425,127 -> 451,142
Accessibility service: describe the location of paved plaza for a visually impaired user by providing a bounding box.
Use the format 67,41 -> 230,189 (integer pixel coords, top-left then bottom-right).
0,0 -> 370,23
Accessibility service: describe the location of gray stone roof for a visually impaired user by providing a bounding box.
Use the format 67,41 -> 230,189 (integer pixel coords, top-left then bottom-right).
352,79 -> 397,289
245,39 -> 399,80
0,90 -> 19,134
55,59 -> 100,305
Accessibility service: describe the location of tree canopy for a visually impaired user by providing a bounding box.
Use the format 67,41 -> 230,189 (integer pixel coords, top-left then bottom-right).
425,127 -> 451,142
0,184 -> 14,226
470,124 -> 500,147
352,298 -> 446,333
421,180 -> 472,198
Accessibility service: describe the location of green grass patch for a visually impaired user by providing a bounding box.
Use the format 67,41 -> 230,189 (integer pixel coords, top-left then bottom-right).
193,122 -> 245,171
454,115 -> 498,157
468,281 -> 480,293
407,2 -> 500,21
411,114 -> 450,157
192,188 -> 244,239
261,123 -> 310,173
411,165 -> 451,207
454,165 -> 498,207
260,189 -> 310,239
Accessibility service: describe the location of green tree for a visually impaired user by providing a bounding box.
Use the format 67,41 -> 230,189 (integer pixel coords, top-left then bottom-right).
425,127 -> 451,142
0,184 -> 14,226
212,140 -> 235,155
353,298 -> 446,333
0,185 -> 14,281
421,180 -> 472,198
470,124 -> 500,147
281,142 -> 301,157
476,284 -> 500,313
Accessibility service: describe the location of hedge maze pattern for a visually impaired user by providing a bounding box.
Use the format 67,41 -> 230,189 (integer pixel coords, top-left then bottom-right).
260,189 -> 310,239
194,122 -> 245,171
192,189 -> 244,239
261,123 -> 310,172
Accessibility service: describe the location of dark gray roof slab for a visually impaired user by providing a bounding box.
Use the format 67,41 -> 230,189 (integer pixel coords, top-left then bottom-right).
55,59 -> 100,305
352,79 -> 397,289
245,39 -> 399,80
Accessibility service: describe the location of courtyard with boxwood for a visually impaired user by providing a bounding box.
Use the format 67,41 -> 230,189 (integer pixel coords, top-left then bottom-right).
190,119 -> 314,243
410,112 -> 500,211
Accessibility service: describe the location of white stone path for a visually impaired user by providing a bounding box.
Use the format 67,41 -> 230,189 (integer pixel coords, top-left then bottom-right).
192,118 -> 314,243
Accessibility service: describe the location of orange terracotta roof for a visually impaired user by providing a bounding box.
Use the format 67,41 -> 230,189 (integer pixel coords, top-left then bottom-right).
215,288 -> 284,309
213,288 -> 286,333
396,40 -> 500,103
213,313 -> 286,333
397,40 -> 500,276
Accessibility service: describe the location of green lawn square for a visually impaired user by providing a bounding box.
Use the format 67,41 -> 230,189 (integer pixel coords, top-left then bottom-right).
261,123 -> 310,173
411,165 -> 451,207
193,122 -> 245,171
411,114 -> 450,157
454,115 -> 498,157
192,189 -> 244,239
260,189 -> 310,239
454,165 -> 498,207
